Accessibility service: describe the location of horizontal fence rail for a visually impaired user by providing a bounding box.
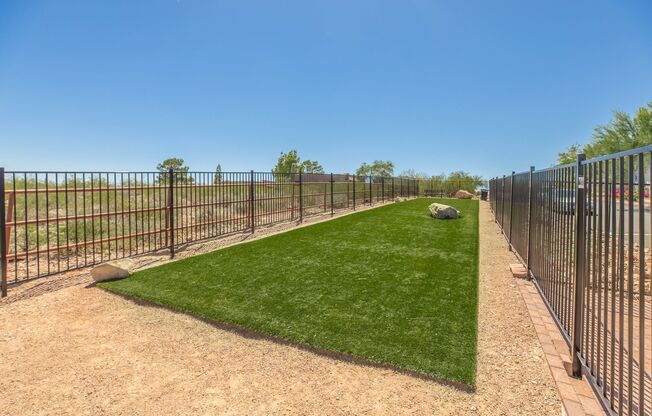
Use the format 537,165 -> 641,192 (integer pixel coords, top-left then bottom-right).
490,146 -> 652,416
0,168 -> 418,293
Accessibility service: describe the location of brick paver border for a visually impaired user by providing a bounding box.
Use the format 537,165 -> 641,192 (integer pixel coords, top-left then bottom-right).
517,278 -> 606,415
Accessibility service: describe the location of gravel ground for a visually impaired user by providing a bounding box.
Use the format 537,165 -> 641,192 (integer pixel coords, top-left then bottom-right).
0,201 -> 561,415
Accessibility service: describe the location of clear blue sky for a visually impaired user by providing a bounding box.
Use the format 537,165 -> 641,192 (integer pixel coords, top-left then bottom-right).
1,1 -> 651,178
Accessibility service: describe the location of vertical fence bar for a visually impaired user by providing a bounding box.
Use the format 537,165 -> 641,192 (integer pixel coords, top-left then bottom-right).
391,177 -> 395,200
508,171 -> 515,250
250,170 -> 255,233
638,152 -> 645,415
501,175 -> 506,229
168,168 -> 175,259
330,173 -> 334,216
526,166 -> 534,275
571,154 -> 586,377
299,170 -> 303,222
369,175 -> 373,205
353,175 -> 356,210
0,167 -> 6,297
381,177 -> 385,202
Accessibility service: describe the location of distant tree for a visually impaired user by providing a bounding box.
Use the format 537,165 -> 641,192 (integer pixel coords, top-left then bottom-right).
557,102 -> 652,164
557,143 -> 581,165
213,164 -> 223,184
356,162 -> 371,178
157,157 -> 191,183
400,170 -> 484,195
273,150 -> 324,177
273,150 -> 302,175
447,171 -> 484,192
398,169 -> 429,179
356,160 -> 394,179
300,160 -> 324,174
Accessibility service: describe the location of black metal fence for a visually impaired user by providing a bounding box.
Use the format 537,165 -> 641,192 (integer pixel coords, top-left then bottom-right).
0,169 -> 418,294
490,146 -> 652,416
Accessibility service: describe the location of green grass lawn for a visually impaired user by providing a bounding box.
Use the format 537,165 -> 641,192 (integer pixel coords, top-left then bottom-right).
101,198 -> 479,385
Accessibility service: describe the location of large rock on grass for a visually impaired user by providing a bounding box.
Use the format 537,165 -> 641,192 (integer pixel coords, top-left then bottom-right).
428,203 -> 460,219
454,190 -> 474,199
91,263 -> 130,282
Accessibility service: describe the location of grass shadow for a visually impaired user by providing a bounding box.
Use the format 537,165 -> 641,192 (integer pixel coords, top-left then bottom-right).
93,283 -> 476,393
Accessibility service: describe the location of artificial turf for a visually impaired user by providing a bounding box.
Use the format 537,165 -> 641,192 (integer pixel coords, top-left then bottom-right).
101,198 -> 480,385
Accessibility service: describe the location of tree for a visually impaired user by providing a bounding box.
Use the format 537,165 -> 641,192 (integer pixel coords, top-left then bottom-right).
447,171 -> 484,192
300,160 -> 324,174
557,102 -> 652,164
356,160 -> 394,179
557,143 -> 581,165
272,150 -> 324,176
356,162 -> 371,178
213,164 -> 223,184
156,157 -> 191,183
273,150 -> 301,175
400,170 -> 484,195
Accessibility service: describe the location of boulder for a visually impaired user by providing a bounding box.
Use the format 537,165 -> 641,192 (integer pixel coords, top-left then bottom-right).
428,203 -> 460,219
455,190 -> 474,199
91,263 -> 130,282
395,197 -> 407,203
509,263 -> 528,279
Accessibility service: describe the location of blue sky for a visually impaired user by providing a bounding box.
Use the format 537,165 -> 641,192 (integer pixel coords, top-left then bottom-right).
1,1 -> 651,178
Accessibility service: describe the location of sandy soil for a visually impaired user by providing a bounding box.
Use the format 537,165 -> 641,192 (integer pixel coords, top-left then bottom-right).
0,201 -> 561,415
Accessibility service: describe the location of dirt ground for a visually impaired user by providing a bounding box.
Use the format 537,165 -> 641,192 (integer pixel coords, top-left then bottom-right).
0,201 -> 561,415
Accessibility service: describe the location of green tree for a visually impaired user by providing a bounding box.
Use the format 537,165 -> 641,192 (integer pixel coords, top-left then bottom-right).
447,171 -> 484,192
356,162 -> 371,178
273,150 -> 301,174
557,143 -> 581,165
157,157 -> 191,183
557,102 -> 652,164
356,160 -> 394,179
300,160 -> 324,174
213,164 -> 223,184
273,150 -> 324,177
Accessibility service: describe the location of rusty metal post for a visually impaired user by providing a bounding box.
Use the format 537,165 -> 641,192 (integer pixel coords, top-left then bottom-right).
168,168 -> 175,259
571,154 -> 587,377
526,166 -> 535,277
249,170 -> 255,233
299,169 -> 303,222
508,171 -> 515,250
0,168 -> 7,297
330,173 -> 334,216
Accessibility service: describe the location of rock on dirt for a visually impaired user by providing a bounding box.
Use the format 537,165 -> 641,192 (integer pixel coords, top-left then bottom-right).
455,190 -> 474,199
91,263 -> 131,282
428,203 -> 460,219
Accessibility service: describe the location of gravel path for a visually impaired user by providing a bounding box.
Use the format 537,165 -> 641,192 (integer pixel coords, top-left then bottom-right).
0,201 -> 561,415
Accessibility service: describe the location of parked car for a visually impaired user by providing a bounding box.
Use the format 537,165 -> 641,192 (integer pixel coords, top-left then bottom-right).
614,187 -> 649,199
551,189 -> 595,215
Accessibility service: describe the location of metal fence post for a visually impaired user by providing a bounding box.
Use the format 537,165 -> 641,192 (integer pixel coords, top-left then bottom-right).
369,175 -> 372,205
352,175 -> 356,210
381,177 -> 385,202
330,173 -> 334,216
508,171 -> 515,250
526,166 -> 535,277
500,175 -> 506,229
0,167 -> 7,297
168,168 -> 175,259
249,170 -> 255,233
571,153 -> 587,378
392,177 -> 395,199
299,169 -> 303,222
